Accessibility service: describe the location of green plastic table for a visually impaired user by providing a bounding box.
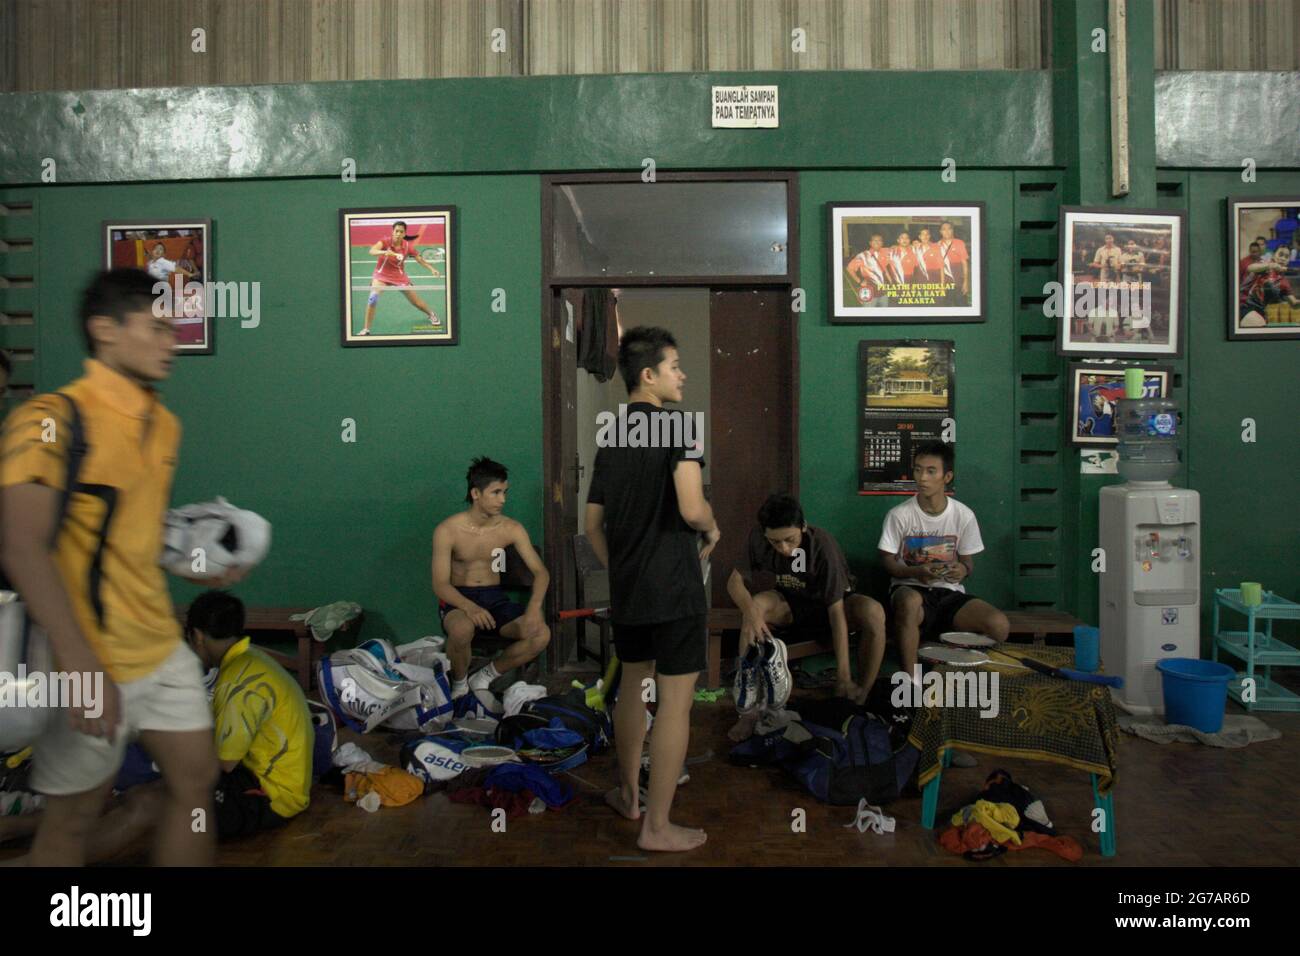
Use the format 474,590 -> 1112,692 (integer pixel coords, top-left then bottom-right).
911,645 -> 1121,857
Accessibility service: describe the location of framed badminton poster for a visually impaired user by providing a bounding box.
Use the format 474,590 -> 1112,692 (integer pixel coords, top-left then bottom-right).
859,339 -> 956,494
102,219 -> 213,354
1068,363 -> 1171,447
1227,196 -> 1300,341
1057,206 -> 1184,357
340,206 -> 457,347
830,202 -> 984,323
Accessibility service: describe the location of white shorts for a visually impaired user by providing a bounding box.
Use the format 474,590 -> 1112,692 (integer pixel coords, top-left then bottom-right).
32,641 -> 212,796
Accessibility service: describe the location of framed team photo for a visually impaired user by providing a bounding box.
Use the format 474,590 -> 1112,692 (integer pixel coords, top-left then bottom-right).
102,219 -> 213,354
1068,362 -> 1171,447
1227,196 -> 1300,341
340,206 -> 456,347
1058,207 -> 1185,357
830,202 -> 984,323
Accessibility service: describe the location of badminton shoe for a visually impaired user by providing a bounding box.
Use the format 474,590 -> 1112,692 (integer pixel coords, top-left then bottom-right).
758,637 -> 791,710
733,643 -> 763,714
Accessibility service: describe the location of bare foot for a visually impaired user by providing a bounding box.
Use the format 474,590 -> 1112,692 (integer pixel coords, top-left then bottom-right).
727,711 -> 760,742
835,678 -> 861,701
638,821 -> 708,852
604,786 -> 639,821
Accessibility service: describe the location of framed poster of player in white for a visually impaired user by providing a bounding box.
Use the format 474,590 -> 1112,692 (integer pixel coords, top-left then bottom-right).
1068,362 -> 1171,447
830,202 -> 984,323
340,206 -> 456,347
1057,207 -> 1185,357
1227,196 -> 1300,341
102,220 -> 213,354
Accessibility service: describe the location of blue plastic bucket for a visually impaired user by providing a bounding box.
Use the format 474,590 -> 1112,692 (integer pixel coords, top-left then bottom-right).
1155,658 -> 1235,733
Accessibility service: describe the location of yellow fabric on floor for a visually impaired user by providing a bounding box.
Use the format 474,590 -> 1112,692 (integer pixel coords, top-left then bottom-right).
952,800 -> 1021,845
345,768 -> 424,807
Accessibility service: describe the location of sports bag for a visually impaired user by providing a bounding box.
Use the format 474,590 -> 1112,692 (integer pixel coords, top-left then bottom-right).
0,393 -> 85,753
729,714 -> 919,807
786,715 -> 919,807
400,732 -> 477,787
308,700 -> 338,778
317,639 -> 455,734
495,688 -> 611,755
516,723 -> 589,774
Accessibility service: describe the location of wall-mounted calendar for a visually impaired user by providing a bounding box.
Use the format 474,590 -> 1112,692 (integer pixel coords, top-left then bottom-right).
858,339 -> 956,494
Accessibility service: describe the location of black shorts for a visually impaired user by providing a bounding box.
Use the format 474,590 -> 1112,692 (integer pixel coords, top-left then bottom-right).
614,614 -> 708,676
891,585 -> 976,644
783,596 -> 836,644
215,765 -> 290,840
439,585 -> 525,636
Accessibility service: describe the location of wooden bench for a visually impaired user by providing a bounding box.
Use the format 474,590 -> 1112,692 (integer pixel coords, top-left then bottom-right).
175,605 -> 363,693
1004,610 -> 1085,646
705,607 -> 1086,687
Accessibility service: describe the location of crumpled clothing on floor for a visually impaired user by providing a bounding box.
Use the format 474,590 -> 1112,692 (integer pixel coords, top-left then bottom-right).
344,767 -> 424,807
843,798 -> 895,835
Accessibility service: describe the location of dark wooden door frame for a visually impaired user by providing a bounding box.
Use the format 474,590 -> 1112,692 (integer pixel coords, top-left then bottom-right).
539,170 -> 800,670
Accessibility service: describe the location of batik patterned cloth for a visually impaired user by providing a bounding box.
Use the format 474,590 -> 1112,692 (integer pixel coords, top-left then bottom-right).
907,645 -> 1121,792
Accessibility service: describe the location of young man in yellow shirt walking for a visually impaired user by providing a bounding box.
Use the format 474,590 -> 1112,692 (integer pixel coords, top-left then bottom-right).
0,269 -> 242,866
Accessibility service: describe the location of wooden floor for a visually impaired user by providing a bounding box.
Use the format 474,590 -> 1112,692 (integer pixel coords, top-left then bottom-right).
5,660 -> 1294,868
34,676 -> 1295,868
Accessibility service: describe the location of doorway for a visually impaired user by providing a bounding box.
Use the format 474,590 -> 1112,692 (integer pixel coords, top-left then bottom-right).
541,173 -> 800,670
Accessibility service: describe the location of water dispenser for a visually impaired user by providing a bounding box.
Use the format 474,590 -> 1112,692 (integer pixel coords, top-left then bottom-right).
1098,376 -> 1200,713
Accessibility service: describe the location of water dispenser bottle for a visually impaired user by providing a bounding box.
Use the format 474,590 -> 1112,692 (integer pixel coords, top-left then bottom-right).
1115,395 -> 1181,482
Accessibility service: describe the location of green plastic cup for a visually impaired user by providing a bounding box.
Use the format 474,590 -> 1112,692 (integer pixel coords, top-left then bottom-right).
1124,367 -> 1145,399
1240,582 -> 1263,606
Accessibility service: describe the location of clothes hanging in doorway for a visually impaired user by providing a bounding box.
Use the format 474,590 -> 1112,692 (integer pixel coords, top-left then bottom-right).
576,289 -> 619,383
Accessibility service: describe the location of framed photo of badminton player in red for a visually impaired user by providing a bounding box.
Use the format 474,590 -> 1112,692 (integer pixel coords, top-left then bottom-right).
340,206 -> 457,347
1227,196 -> 1300,341
102,220 -> 213,354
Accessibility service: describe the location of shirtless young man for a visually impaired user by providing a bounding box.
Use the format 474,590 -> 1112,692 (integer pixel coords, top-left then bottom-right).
431,457 -> 551,699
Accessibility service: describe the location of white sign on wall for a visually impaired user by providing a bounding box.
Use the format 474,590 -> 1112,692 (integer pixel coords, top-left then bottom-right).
711,85 -> 779,128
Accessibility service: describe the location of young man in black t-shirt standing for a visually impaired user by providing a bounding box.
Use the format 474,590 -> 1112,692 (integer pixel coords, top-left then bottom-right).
727,493 -> 886,718
585,326 -> 719,853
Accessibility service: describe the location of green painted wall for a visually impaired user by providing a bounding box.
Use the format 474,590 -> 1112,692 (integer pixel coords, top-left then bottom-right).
0,72 -> 1054,184
16,175 -> 542,642
11,166 -> 1022,641
2,58 -> 1296,648
798,170 -> 1016,607
1185,169 -> 1300,646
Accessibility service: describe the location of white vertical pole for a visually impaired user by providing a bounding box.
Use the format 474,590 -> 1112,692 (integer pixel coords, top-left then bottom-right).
1109,0 -> 1131,197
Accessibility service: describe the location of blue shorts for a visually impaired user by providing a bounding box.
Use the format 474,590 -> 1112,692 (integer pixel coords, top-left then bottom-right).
439,585 -> 525,635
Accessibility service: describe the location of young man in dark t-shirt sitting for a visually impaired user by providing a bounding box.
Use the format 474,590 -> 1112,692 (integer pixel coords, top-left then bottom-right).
727,494 -> 886,720
585,326 -> 719,853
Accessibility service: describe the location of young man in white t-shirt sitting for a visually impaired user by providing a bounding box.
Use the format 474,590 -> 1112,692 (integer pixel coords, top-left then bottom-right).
877,440 -> 1009,676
